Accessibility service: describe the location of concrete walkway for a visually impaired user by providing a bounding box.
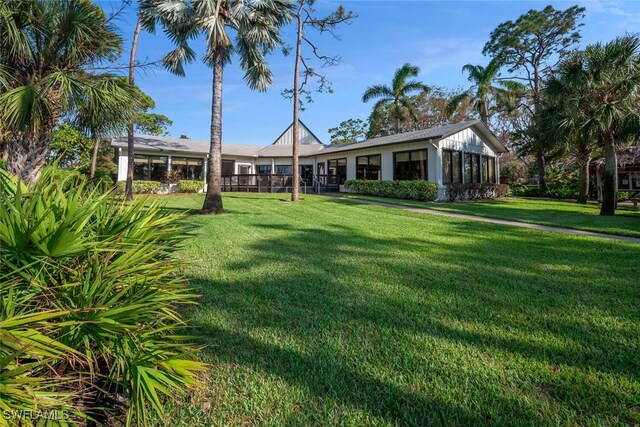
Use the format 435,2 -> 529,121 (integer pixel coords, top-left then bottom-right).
337,197 -> 640,244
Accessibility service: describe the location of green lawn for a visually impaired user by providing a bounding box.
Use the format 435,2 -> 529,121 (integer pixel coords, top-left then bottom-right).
150,194 -> 639,426
339,195 -> 640,238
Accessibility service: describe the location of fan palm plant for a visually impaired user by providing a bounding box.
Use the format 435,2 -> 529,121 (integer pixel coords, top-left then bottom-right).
0,167 -> 205,425
544,35 -> 640,215
159,0 -> 292,214
362,63 -> 430,134
0,0 -> 138,184
446,58 -> 503,123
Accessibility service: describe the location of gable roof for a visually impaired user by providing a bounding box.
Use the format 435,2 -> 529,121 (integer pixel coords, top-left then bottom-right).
271,120 -> 324,145
320,120 -> 508,155
111,135 -> 262,157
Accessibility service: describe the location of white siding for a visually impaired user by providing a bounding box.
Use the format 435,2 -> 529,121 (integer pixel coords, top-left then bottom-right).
440,128 -> 497,156
273,123 -> 322,145
315,139 -> 438,181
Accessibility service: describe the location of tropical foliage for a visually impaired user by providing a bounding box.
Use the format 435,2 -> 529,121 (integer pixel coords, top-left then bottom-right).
328,118 -> 367,145
362,63 -> 430,135
538,35 -> 640,215
0,167 -> 204,425
0,0 -> 139,183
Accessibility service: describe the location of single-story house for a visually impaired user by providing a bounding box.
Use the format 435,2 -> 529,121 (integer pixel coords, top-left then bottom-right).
111,119 -> 507,199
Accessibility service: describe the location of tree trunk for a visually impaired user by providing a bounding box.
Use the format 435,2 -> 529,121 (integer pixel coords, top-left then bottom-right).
6,132 -> 50,184
596,166 -> 603,202
536,147 -> 547,192
125,19 -> 142,201
576,143 -> 591,204
202,50 -> 224,214
600,132 -> 617,216
291,7 -> 303,202
90,136 -> 100,178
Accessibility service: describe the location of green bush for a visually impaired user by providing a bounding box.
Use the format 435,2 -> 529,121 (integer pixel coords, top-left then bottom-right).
116,180 -> 161,194
445,183 -> 511,202
178,179 -> 204,193
0,168 -> 205,425
344,179 -> 438,201
0,158 -> 6,170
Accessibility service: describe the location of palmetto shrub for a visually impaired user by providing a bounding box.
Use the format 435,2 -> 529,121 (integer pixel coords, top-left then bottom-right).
0,168 -> 204,426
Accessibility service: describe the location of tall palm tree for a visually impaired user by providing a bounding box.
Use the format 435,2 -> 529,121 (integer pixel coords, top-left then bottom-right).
0,0 -> 136,184
446,58 -> 503,123
125,0 -> 190,200
362,63 -> 430,134
544,35 -> 640,215
163,0 -> 291,214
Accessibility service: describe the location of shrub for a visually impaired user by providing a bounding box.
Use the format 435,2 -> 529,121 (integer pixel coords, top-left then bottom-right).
116,180 -> 161,194
444,183 -> 510,201
0,158 -> 6,170
344,179 -> 438,201
163,170 -> 181,184
0,168 -> 205,425
178,179 -> 204,193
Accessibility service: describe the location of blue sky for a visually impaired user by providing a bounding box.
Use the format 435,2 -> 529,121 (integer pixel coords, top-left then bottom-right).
103,0 -> 640,145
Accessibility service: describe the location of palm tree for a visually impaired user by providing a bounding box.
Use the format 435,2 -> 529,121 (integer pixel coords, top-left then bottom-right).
539,56 -> 595,204
543,35 -> 640,215
362,63 -> 430,134
163,0 -> 291,214
0,0 -> 135,184
447,58 -> 502,123
125,0 -> 189,200
73,78 -> 140,178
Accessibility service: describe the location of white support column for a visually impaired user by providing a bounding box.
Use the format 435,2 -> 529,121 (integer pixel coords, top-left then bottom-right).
167,155 -> 172,172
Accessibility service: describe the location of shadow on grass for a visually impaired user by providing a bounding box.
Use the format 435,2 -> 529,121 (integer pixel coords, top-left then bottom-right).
186,201 -> 639,424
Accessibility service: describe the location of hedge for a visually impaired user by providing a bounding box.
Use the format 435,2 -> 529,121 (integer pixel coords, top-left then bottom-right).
344,179 -> 438,201
444,183 -> 510,202
116,180 -> 161,194
178,180 -> 204,193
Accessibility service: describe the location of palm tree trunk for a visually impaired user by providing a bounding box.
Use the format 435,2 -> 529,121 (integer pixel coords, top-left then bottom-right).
90,136 -> 100,178
6,132 -> 50,183
576,143 -> 591,204
202,50 -> 224,214
125,19 -> 142,201
600,132 -> 617,216
291,6 -> 303,202
536,148 -> 547,192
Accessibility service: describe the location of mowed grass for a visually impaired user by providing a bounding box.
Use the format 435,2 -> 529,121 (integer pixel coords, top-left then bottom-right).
149,193 -> 639,426
339,194 -> 640,238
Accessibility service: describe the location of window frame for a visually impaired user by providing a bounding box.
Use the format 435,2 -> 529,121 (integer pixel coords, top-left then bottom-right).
442,149 -> 462,184
393,149 -> 428,181
356,154 -> 382,180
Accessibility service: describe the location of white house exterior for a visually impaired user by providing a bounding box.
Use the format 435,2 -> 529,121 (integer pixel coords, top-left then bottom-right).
111,120 -> 507,200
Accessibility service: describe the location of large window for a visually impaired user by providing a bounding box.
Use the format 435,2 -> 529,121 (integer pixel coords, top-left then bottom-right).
133,154 -> 168,181
442,150 -> 462,183
464,153 -> 481,183
482,156 -> 496,183
256,165 -> 272,175
275,165 -> 292,175
300,165 -> 314,183
356,155 -> 381,180
328,158 -> 347,184
173,157 -> 204,181
394,150 -> 427,180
